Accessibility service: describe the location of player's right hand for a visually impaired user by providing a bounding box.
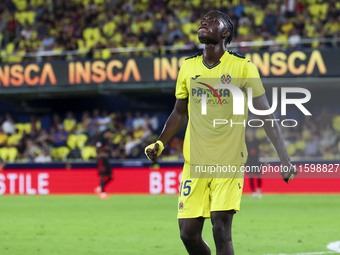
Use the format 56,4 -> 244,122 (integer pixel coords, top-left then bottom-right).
145,141 -> 164,161
280,163 -> 298,184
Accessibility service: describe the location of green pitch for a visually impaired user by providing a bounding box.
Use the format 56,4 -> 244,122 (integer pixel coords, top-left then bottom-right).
0,194 -> 339,255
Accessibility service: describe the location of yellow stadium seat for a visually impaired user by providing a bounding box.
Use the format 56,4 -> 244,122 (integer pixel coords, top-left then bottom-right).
83,28 -> 92,41
189,33 -> 200,45
181,23 -> 193,36
113,134 -> 121,145
287,144 -> 296,156
0,50 -> 7,62
76,134 -> 88,149
31,30 -> 38,40
110,33 -> 123,44
83,27 -> 100,41
15,123 -> 25,134
255,128 -> 267,140
0,148 -> 8,162
93,50 -> 101,59
332,115 -> 340,132
85,39 -> 96,51
63,119 -> 76,132
6,43 -> 15,55
81,0 -> 90,6
81,146 -> 97,161
295,140 -> 306,150
30,0 -> 44,7
97,12 -> 106,21
57,146 -> 70,160
15,12 -> 25,25
302,130 -> 311,140
35,148 -> 41,155
23,123 -> 31,134
25,11 -> 37,25
7,133 -> 22,146
67,134 -> 78,150
76,123 -> 84,133
51,147 -> 58,160
77,39 -> 86,51
14,0 -> 27,11
7,147 -> 18,162
101,48 -> 111,59
308,4 -> 321,18
92,28 -> 101,41
36,121 -> 41,130
103,21 -> 116,37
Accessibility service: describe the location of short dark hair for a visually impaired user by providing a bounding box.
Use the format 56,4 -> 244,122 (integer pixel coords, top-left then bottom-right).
210,10 -> 234,45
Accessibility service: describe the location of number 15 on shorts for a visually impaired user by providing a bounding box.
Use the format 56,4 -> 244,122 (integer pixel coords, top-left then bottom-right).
179,180 -> 192,197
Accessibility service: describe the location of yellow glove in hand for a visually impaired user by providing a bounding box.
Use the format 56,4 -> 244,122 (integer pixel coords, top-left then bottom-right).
145,140 -> 164,161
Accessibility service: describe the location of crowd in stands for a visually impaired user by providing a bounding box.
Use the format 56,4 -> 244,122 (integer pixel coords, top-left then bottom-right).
252,107 -> 340,160
0,110 -> 166,163
0,107 -> 340,163
0,0 -> 340,62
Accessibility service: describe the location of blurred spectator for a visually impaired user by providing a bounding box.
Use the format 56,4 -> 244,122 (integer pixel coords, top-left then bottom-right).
0,128 -> 8,147
20,24 -> 34,40
51,113 -> 63,131
125,134 -> 137,157
51,128 -> 68,147
77,111 -> 91,134
34,149 -> 52,163
2,113 -> 15,135
89,109 -> 100,135
42,34 -> 55,51
263,8 -> 277,36
36,129 -> 49,144
305,134 -> 320,157
125,111 -> 134,131
98,110 -> 111,133
30,116 -> 40,134
150,113 -> 159,132
25,139 -> 39,159
133,111 -> 145,130
288,29 -> 301,48
63,111 -> 77,133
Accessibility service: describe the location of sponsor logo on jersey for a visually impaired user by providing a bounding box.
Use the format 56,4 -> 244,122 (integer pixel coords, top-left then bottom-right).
191,82 -> 230,105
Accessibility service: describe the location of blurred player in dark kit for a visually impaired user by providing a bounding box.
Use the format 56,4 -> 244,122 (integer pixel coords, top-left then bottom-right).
245,128 -> 262,198
95,130 -> 113,199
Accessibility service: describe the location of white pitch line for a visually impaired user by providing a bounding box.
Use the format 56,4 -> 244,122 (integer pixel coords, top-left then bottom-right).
262,240 -> 340,255
262,251 -> 338,255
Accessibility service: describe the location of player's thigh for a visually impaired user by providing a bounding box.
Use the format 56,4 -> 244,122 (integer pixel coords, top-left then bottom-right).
177,163 -> 210,219
210,167 -> 244,212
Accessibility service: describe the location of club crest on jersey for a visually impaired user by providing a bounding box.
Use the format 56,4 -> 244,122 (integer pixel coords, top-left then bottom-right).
221,73 -> 231,84
179,201 -> 184,210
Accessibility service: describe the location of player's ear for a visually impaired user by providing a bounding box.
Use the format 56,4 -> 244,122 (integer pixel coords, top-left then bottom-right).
222,29 -> 230,39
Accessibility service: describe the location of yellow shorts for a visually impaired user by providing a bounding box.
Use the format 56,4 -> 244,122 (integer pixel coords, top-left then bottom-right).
177,163 -> 244,219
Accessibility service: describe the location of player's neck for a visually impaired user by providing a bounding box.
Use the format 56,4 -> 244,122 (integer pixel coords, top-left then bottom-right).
203,42 -> 226,66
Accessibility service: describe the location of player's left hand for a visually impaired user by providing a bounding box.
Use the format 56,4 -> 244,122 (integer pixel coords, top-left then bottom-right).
280,162 -> 298,184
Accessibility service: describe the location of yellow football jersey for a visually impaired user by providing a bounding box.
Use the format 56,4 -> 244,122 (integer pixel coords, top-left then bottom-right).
175,51 -> 265,168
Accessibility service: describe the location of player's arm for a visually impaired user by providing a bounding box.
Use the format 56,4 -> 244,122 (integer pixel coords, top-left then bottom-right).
252,95 -> 297,183
145,98 -> 188,161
